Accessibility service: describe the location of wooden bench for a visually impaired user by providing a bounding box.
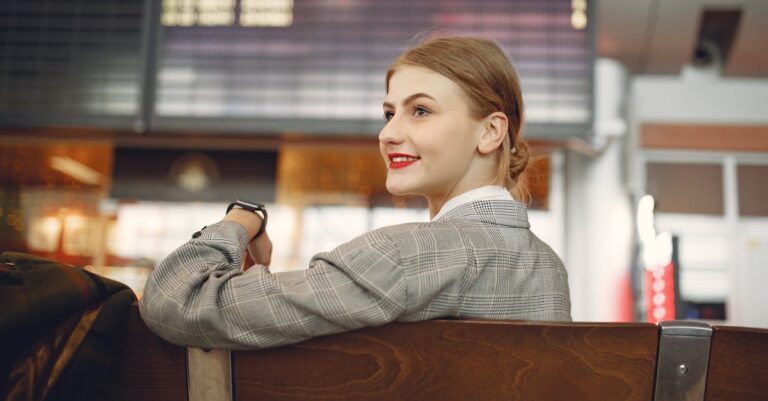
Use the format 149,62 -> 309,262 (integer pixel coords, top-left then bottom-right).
104,305 -> 768,401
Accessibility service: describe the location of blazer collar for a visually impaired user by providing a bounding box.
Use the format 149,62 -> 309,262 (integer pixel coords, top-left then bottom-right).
436,199 -> 530,229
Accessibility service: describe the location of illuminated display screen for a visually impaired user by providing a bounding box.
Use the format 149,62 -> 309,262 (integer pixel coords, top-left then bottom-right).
0,0 -> 145,124
0,0 -> 592,136
162,0 -> 293,27
155,0 -> 593,135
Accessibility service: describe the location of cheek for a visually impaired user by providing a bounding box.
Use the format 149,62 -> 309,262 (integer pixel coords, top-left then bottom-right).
422,122 -> 475,161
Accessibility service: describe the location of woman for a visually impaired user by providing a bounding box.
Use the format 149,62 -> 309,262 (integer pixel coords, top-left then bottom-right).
140,36 -> 571,350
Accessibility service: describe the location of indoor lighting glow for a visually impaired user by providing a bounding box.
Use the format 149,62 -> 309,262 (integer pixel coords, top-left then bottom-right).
27,216 -> 62,252
571,0 -> 587,30
637,194 -> 656,244
62,214 -> 95,257
49,156 -> 102,185
637,194 -> 673,270
644,231 -> 673,270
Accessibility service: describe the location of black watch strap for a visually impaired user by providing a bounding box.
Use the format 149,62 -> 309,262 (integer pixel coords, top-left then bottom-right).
226,200 -> 268,238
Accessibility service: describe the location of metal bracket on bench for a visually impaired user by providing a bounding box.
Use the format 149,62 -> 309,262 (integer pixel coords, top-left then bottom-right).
187,348 -> 233,401
652,321 -> 713,401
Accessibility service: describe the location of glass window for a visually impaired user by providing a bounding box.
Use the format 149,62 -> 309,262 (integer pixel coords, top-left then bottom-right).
646,162 -> 723,215
738,165 -> 768,217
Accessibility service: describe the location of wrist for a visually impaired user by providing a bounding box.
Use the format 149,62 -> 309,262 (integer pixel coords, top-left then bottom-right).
223,208 -> 264,239
225,200 -> 268,238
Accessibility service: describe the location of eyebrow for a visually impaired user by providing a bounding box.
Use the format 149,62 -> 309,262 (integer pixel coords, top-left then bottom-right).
382,92 -> 437,109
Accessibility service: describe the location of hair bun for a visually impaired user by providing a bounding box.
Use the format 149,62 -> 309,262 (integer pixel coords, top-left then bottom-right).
508,140 -> 529,182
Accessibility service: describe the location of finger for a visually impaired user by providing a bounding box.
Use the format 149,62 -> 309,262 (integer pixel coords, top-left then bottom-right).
256,239 -> 271,266
247,232 -> 272,266
264,239 -> 273,266
243,252 -> 255,271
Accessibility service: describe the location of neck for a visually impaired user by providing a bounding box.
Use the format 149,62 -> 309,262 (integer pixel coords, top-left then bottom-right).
425,157 -> 504,219
427,201 -> 442,220
426,181 -> 500,219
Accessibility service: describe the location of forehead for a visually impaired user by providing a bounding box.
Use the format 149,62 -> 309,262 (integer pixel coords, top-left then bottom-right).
385,65 -> 467,105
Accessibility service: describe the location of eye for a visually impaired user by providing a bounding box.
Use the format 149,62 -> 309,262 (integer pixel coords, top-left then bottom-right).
383,111 -> 394,121
414,105 -> 430,117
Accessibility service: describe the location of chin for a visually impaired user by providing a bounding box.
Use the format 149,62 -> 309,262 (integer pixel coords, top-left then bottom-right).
385,179 -> 416,197
386,184 -> 407,196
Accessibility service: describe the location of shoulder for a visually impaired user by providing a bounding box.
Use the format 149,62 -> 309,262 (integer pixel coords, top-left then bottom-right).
366,220 -> 475,242
314,221 -> 452,265
364,220 -> 486,261
329,222 -> 429,255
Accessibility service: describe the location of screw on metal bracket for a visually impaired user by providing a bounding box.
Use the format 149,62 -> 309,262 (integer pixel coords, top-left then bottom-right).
652,321 -> 713,401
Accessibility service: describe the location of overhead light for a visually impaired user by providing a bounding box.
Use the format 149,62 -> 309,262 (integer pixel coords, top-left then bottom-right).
571,0 -> 587,30
49,156 -> 102,185
168,152 -> 220,193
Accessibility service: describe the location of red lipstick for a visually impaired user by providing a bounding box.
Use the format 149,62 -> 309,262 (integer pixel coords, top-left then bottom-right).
388,153 -> 420,169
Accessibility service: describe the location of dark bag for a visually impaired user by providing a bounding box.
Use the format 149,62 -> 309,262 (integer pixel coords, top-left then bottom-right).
0,252 -> 136,401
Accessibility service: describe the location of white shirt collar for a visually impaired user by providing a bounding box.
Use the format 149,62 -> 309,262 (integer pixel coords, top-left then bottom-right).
432,185 -> 512,221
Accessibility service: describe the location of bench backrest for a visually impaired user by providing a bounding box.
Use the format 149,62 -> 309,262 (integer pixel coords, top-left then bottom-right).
104,305 -> 768,401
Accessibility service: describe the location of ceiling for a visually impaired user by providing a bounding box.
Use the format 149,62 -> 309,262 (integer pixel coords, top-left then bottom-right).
596,0 -> 768,76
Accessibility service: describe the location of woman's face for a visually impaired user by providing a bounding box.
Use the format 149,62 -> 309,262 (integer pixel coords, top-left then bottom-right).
380,65 -> 485,206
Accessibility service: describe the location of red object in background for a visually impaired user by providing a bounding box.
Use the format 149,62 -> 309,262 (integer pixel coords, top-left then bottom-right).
616,272 -> 635,322
645,261 -> 676,323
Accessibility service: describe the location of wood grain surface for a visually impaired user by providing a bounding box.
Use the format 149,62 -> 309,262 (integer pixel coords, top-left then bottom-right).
705,325 -> 768,401
233,320 -> 659,401
105,306 -> 768,401
103,305 -> 187,401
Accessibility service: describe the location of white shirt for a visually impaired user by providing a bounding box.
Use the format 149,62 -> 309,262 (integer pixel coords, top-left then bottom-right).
432,185 -> 513,221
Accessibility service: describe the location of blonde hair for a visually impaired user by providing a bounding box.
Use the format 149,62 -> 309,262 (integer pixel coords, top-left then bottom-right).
386,36 -> 530,201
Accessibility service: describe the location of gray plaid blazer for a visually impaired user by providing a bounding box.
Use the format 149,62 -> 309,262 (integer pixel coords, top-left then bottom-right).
139,199 -> 571,349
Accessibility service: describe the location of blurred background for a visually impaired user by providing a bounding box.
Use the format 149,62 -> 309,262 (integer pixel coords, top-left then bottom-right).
1,0 -> 766,327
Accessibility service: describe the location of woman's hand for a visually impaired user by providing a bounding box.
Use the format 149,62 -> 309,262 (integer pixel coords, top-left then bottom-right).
222,208 -> 272,270
246,231 -> 272,269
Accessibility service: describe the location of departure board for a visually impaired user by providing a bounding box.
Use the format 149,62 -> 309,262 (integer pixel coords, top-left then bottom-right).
0,0 -> 145,127
154,0 -> 593,136
0,0 -> 592,136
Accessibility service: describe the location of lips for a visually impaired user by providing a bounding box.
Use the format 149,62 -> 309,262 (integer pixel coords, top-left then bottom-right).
388,153 -> 420,169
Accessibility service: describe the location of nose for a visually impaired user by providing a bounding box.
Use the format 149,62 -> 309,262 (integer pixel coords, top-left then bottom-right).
378,117 -> 404,146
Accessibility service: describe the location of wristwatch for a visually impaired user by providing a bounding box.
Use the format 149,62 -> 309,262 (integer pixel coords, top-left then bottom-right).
226,199 -> 268,238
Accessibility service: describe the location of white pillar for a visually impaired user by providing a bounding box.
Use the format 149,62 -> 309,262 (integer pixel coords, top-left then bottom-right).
565,58 -> 634,322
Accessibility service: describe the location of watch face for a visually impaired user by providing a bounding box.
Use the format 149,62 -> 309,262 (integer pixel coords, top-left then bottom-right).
227,200 -> 268,237
227,200 -> 266,215
237,200 -> 264,211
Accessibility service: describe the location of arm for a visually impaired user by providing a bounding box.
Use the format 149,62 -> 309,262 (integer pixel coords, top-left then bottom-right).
223,207 -> 271,268
138,220 -> 407,350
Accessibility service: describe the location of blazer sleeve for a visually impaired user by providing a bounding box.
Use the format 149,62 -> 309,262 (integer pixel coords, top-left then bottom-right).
139,221 -> 408,350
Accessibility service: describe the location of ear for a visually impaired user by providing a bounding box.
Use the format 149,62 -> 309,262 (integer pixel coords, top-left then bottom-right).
477,112 -> 508,155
